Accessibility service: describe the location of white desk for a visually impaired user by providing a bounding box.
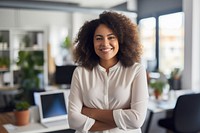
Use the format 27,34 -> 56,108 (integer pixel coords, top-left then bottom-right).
3,121 -> 70,133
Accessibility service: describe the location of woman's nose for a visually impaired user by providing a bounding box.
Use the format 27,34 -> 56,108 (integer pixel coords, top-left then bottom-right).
102,38 -> 109,46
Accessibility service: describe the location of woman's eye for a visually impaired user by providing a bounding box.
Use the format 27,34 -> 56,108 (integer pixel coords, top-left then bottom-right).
96,38 -> 102,40
108,36 -> 116,40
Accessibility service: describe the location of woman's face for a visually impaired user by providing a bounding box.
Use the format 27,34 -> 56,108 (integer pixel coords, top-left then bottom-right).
93,24 -> 119,63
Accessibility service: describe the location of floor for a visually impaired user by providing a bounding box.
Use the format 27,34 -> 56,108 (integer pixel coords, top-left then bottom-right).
142,110 -> 168,133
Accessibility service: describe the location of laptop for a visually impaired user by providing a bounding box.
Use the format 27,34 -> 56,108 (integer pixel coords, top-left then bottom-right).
34,90 -> 69,128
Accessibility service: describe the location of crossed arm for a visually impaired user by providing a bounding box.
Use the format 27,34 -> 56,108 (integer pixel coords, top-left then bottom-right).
82,107 -> 117,131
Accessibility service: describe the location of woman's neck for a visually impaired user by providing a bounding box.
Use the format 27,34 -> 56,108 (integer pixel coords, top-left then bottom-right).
99,58 -> 118,73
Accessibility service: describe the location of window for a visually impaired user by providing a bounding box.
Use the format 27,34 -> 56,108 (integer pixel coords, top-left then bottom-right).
139,12 -> 184,76
159,12 -> 184,75
139,17 -> 156,71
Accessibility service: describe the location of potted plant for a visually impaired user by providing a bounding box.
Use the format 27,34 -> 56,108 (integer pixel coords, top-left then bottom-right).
14,101 -> 30,126
168,68 -> 182,90
16,51 -> 44,103
60,36 -> 73,64
149,80 -> 166,99
0,56 -> 10,70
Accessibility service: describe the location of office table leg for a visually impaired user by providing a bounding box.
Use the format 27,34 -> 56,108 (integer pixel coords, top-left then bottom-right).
144,111 -> 153,133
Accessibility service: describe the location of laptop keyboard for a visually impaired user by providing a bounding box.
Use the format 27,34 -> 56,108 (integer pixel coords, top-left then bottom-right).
42,120 -> 68,128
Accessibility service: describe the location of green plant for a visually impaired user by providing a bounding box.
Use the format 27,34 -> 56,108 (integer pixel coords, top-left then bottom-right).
0,56 -> 9,68
22,35 -> 31,47
0,35 -> 3,42
17,51 -> 44,90
61,36 -> 71,49
170,68 -> 182,80
15,101 -> 30,111
149,80 -> 166,94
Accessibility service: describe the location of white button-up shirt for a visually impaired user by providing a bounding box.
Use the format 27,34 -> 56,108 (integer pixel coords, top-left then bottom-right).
68,62 -> 149,133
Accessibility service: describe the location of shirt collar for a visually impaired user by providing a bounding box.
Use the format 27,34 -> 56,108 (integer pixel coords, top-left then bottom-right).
97,61 -> 121,72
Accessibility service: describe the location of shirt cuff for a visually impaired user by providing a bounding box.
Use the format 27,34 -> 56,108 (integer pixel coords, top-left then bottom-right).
113,109 -> 127,130
82,117 -> 95,133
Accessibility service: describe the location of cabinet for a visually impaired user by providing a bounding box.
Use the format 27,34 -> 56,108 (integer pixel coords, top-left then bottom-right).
0,30 -> 10,86
0,27 -> 48,89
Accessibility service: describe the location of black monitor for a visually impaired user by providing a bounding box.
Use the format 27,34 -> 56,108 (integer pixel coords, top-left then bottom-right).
55,65 -> 77,85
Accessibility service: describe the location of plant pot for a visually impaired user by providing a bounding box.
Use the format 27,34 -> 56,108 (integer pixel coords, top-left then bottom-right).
14,109 -> 30,126
154,89 -> 162,100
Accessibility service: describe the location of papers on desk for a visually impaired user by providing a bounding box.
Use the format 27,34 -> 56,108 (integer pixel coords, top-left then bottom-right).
148,99 -> 176,113
3,124 -> 16,130
3,123 -> 45,133
3,122 -> 69,133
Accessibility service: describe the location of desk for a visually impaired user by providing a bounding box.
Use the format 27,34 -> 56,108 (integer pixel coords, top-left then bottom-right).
144,89 -> 195,133
0,112 -> 14,133
0,86 -> 20,95
0,112 -> 70,133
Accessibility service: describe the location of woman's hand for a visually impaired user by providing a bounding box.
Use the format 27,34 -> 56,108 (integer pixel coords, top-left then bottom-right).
81,106 -> 116,131
81,106 -> 116,126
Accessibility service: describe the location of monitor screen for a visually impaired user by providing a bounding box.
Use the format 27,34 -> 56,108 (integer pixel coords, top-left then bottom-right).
55,65 -> 77,85
34,90 -> 68,123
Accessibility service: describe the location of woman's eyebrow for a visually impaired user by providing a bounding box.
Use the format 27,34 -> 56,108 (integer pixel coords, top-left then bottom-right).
95,35 -> 103,37
107,33 -> 115,36
95,33 -> 115,37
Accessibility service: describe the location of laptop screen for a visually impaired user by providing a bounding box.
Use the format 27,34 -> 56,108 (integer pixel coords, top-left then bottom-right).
34,90 -> 68,123
41,93 -> 67,118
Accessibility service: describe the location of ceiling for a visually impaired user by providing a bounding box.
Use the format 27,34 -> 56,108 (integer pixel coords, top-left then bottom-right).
34,0 -> 127,8
0,0 -> 134,14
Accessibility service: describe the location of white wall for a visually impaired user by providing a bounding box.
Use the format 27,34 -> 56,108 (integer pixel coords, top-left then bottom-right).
72,12 -> 98,40
0,8 -> 71,29
0,8 -> 16,27
182,0 -> 200,91
19,9 -> 71,28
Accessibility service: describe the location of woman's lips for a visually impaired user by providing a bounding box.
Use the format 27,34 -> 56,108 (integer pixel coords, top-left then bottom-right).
100,47 -> 113,52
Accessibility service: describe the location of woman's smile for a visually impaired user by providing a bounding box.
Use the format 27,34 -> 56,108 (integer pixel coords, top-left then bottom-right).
99,47 -> 114,53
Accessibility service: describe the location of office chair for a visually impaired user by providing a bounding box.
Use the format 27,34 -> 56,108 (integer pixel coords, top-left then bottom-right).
158,93 -> 200,133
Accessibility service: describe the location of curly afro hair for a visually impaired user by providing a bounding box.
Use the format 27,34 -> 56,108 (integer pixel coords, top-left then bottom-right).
73,11 -> 143,70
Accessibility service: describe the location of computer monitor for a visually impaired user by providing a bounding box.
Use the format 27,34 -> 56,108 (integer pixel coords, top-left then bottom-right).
147,59 -> 157,72
34,90 -> 68,123
55,65 -> 77,85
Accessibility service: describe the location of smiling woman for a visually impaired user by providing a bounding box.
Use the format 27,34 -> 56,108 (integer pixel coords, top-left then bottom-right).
68,11 -> 149,133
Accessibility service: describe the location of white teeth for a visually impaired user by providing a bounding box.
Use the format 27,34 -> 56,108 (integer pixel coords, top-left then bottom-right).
102,49 -> 110,52
100,48 -> 113,52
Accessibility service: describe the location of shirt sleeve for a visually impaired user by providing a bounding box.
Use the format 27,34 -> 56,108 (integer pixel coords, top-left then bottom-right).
68,67 -> 95,133
113,65 -> 149,130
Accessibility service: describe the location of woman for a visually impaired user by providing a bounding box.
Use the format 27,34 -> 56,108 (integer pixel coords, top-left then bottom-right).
68,11 -> 149,133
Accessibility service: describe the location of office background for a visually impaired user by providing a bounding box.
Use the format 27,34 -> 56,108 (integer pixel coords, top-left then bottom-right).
0,0 -> 200,133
